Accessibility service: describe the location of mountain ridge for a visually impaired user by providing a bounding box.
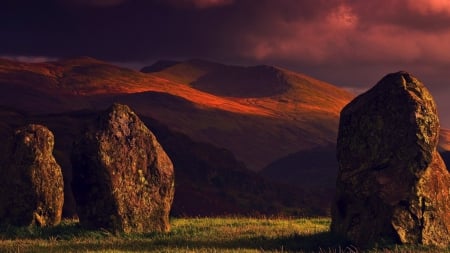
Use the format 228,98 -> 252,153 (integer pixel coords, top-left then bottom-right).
0,57 -> 353,171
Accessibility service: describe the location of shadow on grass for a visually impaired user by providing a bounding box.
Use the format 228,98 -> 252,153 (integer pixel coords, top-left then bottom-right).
0,221 -> 108,241
10,231 -> 352,252
2,222 -> 447,252
0,221 -> 357,252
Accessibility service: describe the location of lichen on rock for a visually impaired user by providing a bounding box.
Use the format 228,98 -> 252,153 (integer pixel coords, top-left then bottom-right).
0,124 -> 64,227
71,103 -> 175,233
331,71 -> 450,247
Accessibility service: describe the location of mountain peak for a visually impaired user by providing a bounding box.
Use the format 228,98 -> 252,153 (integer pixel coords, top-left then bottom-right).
142,59 -> 289,97
189,64 -> 289,98
140,60 -> 180,73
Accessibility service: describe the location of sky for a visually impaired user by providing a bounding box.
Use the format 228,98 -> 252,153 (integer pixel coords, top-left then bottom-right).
2,0 -> 450,126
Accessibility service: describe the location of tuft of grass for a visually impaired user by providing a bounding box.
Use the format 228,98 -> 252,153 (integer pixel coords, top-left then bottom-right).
0,217 -> 448,252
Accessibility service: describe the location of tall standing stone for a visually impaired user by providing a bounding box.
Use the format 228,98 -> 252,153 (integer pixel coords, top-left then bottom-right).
71,103 -> 175,233
0,124 -> 64,227
332,71 -> 450,247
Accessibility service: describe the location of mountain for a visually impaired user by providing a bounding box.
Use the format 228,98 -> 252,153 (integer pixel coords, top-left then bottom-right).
0,57 -> 354,216
141,59 -> 354,170
0,57 -> 354,171
260,146 -> 337,187
439,128 -> 450,151
142,116 -> 328,216
144,59 -> 289,98
439,128 -> 450,170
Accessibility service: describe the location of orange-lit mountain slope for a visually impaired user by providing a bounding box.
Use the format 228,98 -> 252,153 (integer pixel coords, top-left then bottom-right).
439,128 -> 450,151
0,57 -> 353,170
0,57 -> 267,115
145,59 -> 351,115
142,59 -> 354,170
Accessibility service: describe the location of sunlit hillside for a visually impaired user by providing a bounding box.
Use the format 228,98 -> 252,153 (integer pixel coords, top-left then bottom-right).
141,59 -> 354,170
0,57 -> 353,171
439,128 -> 450,151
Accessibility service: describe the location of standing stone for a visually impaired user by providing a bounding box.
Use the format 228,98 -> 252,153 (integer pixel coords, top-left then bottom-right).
71,103 -> 175,233
0,124 -> 64,227
331,71 -> 450,247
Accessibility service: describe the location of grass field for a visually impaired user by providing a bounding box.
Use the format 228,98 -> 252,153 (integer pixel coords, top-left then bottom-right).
0,217 -> 447,253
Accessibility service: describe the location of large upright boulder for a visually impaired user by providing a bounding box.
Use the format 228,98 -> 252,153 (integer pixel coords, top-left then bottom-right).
0,124 -> 64,227
71,103 -> 175,233
331,71 -> 450,247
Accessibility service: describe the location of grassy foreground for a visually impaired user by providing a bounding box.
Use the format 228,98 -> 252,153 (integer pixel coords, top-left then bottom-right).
0,217 -> 447,252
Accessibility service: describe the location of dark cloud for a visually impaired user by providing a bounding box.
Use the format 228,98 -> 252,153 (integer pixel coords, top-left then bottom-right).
59,0 -> 128,7
0,0 -> 344,62
2,0 -> 450,125
162,0 -> 235,9
3,0 -> 450,64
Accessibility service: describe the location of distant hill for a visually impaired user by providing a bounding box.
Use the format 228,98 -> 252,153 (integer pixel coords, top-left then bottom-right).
439,128 -> 450,152
141,115 -> 328,216
145,59 -> 290,97
0,57 -> 355,216
0,57 -> 354,171
439,128 -> 450,170
140,58 -> 354,170
258,146 -> 337,205
141,60 -> 180,73
260,146 -> 337,187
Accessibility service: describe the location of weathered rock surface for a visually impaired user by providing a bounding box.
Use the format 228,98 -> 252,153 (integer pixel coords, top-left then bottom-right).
0,124 -> 64,227
331,71 -> 450,247
71,103 -> 175,233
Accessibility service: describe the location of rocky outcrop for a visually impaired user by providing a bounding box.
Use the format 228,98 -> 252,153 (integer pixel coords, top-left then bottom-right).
0,124 -> 64,227
331,71 -> 450,247
71,103 -> 175,233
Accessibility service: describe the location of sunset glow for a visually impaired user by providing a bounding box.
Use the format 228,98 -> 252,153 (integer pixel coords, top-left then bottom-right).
1,0 -> 450,125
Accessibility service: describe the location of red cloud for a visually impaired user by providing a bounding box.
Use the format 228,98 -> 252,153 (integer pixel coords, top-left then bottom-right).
407,0 -> 450,15
236,1 -> 450,67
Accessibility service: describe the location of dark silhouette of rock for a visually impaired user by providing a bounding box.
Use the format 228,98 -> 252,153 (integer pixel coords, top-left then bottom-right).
71,103 -> 175,233
332,71 -> 450,247
0,124 -> 64,227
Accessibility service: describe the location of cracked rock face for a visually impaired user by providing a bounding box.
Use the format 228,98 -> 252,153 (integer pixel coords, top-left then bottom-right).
331,71 -> 450,247
71,103 -> 175,233
0,124 -> 64,227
